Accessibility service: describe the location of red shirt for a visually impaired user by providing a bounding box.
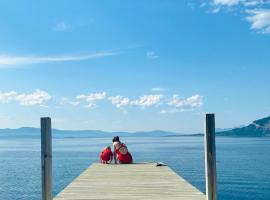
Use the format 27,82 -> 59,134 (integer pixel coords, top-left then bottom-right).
100,147 -> 113,162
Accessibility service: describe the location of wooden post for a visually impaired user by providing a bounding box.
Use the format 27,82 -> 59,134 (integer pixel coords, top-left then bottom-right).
41,117 -> 52,200
204,113 -> 217,200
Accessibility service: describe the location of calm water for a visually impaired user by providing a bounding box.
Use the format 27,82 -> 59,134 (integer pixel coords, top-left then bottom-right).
0,136 -> 269,200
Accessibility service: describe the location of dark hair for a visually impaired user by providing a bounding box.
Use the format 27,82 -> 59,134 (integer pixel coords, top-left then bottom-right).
112,136 -> 120,142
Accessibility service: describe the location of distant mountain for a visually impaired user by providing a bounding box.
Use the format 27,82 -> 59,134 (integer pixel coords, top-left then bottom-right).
2,117 -> 269,138
215,128 -> 233,132
218,116 -> 270,137
0,127 -> 40,136
0,127 -> 179,138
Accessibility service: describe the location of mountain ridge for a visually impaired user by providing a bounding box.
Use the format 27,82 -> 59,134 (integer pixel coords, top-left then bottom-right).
1,116 -> 270,137
0,127 -> 181,138
218,116 -> 270,137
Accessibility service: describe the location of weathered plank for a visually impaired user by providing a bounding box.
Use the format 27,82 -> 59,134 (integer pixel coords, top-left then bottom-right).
54,163 -> 205,200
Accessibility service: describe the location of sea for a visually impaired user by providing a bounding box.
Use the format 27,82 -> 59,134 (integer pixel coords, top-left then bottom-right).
0,135 -> 269,200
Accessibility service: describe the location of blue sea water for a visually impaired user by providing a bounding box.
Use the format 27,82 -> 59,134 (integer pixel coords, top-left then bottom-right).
0,136 -> 270,200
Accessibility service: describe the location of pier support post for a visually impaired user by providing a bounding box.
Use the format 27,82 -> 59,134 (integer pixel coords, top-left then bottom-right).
41,117 -> 52,200
204,113 -> 217,200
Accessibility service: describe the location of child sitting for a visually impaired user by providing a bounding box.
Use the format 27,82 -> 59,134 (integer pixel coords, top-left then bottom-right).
100,146 -> 113,164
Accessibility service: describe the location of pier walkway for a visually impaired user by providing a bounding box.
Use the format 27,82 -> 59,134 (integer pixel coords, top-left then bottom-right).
54,163 -> 205,200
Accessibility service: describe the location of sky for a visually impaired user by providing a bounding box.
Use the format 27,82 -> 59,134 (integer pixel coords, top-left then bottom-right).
0,0 -> 270,133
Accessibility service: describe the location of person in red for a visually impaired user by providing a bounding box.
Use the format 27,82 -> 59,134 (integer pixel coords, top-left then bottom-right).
112,136 -> 133,164
100,146 -> 113,164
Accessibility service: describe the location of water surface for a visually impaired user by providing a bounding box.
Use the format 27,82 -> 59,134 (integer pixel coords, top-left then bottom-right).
0,136 -> 269,200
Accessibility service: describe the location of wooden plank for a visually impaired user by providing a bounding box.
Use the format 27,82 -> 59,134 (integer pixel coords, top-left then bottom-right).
204,114 -> 217,200
54,163 -> 205,200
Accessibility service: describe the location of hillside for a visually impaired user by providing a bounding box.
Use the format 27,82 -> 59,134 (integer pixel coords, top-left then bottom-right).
218,116 -> 270,137
0,127 -> 178,138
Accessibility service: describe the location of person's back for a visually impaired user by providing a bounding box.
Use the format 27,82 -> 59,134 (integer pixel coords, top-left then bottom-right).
112,136 -> 133,164
113,141 -> 128,154
100,146 -> 113,164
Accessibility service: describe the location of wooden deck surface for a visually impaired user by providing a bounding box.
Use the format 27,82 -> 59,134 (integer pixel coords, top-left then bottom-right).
54,163 -> 205,200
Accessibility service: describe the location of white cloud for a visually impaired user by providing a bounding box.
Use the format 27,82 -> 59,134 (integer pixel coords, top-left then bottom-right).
243,0 -> 262,6
246,9 -> 270,33
213,0 -> 241,6
131,94 -> 164,108
52,22 -> 71,32
212,0 -> 264,7
16,89 -> 51,106
0,91 -> 17,103
151,87 -> 166,92
201,0 -> 270,33
77,92 -> 106,108
160,94 -> 203,114
109,96 -> 130,109
167,94 -> 203,108
77,92 -> 106,101
160,108 -> 195,114
0,89 -> 51,106
84,102 -> 96,108
146,51 -> 159,59
0,51 -> 118,66
0,90 -> 204,114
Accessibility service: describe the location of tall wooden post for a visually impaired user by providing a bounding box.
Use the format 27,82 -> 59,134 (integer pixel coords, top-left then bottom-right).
204,113 -> 217,200
41,117 -> 52,200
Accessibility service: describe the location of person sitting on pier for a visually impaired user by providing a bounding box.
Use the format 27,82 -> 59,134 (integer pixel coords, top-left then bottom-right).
112,136 -> 133,164
100,146 -> 113,164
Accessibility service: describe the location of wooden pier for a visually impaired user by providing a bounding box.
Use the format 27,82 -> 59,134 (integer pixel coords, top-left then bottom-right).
54,163 -> 205,200
42,113 -> 217,200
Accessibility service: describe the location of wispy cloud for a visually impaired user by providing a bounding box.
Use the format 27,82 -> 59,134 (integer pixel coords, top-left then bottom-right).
213,0 -> 241,6
160,94 -> 203,114
51,18 -> 94,32
146,51 -> 159,59
246,9 -> 270,33
16,90 -> 51,106
200,0 -> 270,33
211,0 -> 265,7
52,21 -> 71,32
243,0 -> 263,6
167,94 -> 203,108
0,91 -> 17,103
0,89 -> 51,106
0,51 -> 119,67
76,92 -> 107,108
108,93 -> 203,112
160,108 -> 195,114
151,87 -> 166,92
109,96 -> 130,109
131,94 -> 164,108
0,89 -> 203,113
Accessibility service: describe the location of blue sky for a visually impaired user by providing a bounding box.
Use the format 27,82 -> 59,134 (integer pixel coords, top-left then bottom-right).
0,0 -> 270,133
